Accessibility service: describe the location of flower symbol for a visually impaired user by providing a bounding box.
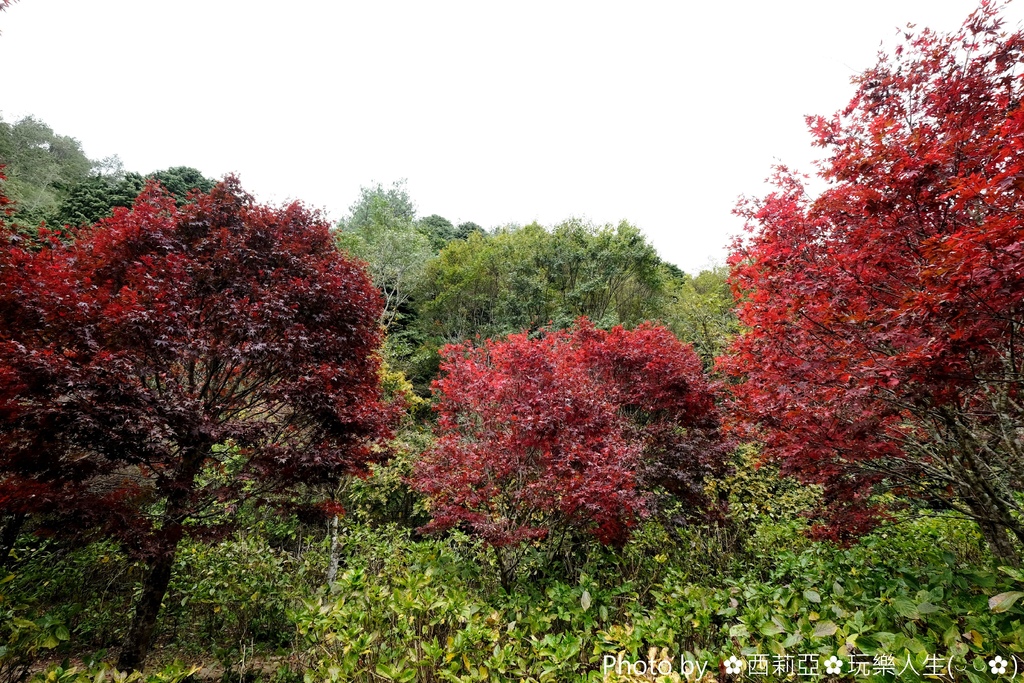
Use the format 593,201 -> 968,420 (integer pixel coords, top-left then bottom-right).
724,655 -> 744,675
988,656 -> 1007,675
825,656 -> 844,674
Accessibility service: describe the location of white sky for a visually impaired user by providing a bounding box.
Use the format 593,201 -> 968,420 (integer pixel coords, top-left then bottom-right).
2,1 -> 1021,273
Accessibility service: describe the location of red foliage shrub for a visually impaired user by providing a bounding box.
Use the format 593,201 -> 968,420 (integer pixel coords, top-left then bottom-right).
414,319 -> 727,567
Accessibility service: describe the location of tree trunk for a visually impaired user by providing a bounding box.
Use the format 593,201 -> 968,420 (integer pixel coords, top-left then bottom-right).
118,451 -> 204,671
493,545 -> 512,594
977,517 -> 1021,567
325,514 -> 340,585
117,544 -> 178,671
959,481 -> 1022,567
0,514 -> 26,570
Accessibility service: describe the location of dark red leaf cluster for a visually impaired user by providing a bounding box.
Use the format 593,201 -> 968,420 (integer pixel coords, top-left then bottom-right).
414,319 -> 727,549
0,177 -> 393,553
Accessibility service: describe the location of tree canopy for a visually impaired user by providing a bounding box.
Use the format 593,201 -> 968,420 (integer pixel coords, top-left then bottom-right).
0,115 -> 216,234
413,319 -> 726,588
722,4 -> 1024,563
415,219 -> 667,345
0,115 -> 92,228
0,177 -> 394,666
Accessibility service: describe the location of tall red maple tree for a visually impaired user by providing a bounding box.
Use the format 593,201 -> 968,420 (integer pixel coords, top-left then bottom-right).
0,178 -> 392,667
722,4 -> 1024,563
414,319 -> 727,588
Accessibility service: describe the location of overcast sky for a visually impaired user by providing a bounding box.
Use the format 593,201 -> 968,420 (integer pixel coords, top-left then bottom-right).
2,1 -> 1021,273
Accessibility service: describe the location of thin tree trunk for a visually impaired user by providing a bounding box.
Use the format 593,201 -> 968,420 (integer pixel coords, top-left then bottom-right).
118,452 -> 204,671
0,513 -> 26,570
118,544 -> 178,671
493,545 -> 512,594
977,517 -> 1021,567
325,515 -> 340,585
959,482 -> 1022,567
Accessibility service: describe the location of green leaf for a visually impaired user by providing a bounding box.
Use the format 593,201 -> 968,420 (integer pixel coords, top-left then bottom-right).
854,634 -> 881,654
968,571 -> 996,588
803,589 -> 821,604
812,621 -> 838,638
893,598 -> 920,619
988,591 -> 1024,613
997,566 -> 1024,582
916,602 -> 940,614
904,637 -> 927,655
729,624 -> 750,638
580,590 -> 591,611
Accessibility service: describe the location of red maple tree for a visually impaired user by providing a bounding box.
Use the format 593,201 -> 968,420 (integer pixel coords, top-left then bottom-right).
0,178 -> 393,667
413,319 -> 727,587
722,4 -> 1024,563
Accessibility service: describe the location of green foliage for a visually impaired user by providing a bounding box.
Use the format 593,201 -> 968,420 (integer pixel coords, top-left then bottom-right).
416,225 -> 549,344
416,214 -> 457,252
165,535 -> 305,654
286,517 -> 1024,682
146,167 -> 214,202
338,430 -> 432,529
5,541 -> 139,651
415,216 -> 486,252
617,520 -> 1022,682
711,444 -> 821,528
662,264 -> 737,369
30,661 -> 200,683
56,167 -> 213,228
415,219 -> 666,346
339,180 -> 416,233
6,512 -> 1023,682
455,222 -> 483,240
0,115 -> 92,228
291,527 -> 614,682
1,573 -> 71,683
55,174 -> 137,227
0,113 -> 216,234
337,192 -> 433,330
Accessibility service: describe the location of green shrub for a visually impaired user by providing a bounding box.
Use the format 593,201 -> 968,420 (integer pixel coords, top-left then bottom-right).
29,661 -> 199,683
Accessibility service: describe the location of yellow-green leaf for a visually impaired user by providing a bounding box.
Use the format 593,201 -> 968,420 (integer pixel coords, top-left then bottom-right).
988,591 -> 1024,613
812,621 -> 838,638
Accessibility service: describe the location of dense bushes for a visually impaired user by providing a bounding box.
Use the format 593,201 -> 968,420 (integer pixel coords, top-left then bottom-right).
5,501 -> 1023,682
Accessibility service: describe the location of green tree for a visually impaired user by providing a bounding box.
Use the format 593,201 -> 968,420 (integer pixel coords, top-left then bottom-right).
455,221 -> 484,239
663,265 -> 737,369
417,219 -> 667,345
0,115 -> 92,227
339,180 -> 416,232
148,166 -> 215,202
337,193 -> 433,330
57,167 -> 214,228
416,224 -> 552,344
543,218 -> 664,327
416,214 -> 457,251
